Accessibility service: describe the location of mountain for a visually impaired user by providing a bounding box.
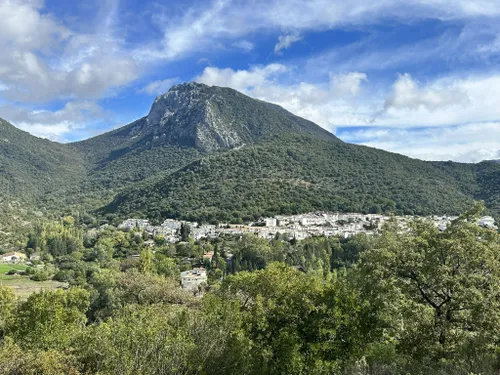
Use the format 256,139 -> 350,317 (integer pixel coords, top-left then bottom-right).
105,133 -> 497,222
1,82 -> 500,223
0,118 -> 85,206
71,82 -> 339,201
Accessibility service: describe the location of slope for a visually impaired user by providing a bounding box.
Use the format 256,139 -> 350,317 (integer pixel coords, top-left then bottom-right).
72,81 -> 338,197
0,118 -> 86,205
1,82 -> 499,225
104,133 -> 485,222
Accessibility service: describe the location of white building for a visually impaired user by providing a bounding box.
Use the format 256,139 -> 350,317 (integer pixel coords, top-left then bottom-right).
161,219 -> 182,230
276,217 -> 290,227
1,252 -> 27,263
265,218 -> 277,227
181,268 -> 207,291
192,225 -> 218,240
299,216 -> 326,226
118,219 -> 150,230
478,216 -> 496,229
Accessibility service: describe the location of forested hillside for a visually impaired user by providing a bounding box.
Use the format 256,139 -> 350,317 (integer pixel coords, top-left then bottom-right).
0,118 -> 85,205
0,83 -> 499,224
105,133 -> 500,222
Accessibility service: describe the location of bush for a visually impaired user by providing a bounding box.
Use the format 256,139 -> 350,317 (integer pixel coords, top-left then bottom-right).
31,270 -> 50,281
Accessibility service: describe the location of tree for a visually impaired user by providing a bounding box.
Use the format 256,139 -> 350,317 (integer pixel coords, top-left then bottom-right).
26,232 -> 41,253
154,255 -> 178,277
138,247 -> 153,274
0,287 -> 16,338
180,223 -> 191,242
217,263 -> 373,374
9,288 -> 90,350
0,338 -> 82,375
61,216 -> 75,228
76,305 -> 194,375
358,204 -> 500,366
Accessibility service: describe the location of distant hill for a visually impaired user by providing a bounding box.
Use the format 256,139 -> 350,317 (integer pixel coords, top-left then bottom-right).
71,82 -> 337,192
0,118 -> 85,206
0,82 -> 499,222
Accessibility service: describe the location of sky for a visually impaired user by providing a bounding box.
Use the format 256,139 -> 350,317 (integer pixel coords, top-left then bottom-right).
1,0 -> 500,162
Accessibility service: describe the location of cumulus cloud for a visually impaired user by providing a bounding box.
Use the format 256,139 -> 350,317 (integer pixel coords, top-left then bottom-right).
139,78 -> 181,95
330,72 -> 368,96
0,0 -> 139,103
382,73 -> 468,112
0,101 -> 106,141
371,74 -> 500,127
196,64 -> 369,129
339,122 -> 500,162
0,0 -> 70,51
274,34 -> 302,54
197,64 -> 288,92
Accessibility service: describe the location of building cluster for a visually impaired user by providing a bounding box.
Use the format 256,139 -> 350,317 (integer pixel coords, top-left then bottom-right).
118,218 -> 183,242
118,212 -> 498,245
478,216 -> 497,229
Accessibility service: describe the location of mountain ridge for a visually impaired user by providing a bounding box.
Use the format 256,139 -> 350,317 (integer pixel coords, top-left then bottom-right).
74,82 -> 338,155
0,82 -> 499,222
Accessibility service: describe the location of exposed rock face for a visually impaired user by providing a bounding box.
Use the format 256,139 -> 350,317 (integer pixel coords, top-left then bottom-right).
145,82 -> 244,152
142,81 -> 337,152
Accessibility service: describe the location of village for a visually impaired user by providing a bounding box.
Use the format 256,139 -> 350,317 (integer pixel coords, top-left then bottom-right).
1,212 -> 496,294
116,212 -> 497,292
117,212 -> 498,244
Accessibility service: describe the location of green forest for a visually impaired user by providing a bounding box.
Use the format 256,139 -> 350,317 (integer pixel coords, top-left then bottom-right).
2,82 -> 500,227
1,204 -> 500,374
105,134 -> 500,222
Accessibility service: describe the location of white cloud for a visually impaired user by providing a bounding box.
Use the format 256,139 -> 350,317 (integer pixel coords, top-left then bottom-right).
330,72 -> 368,96
0,0 -> 139,103
477,34 -> 500,56
233,40 -> 254,52
274,34 -> 302,54
197,64 -> 288,92
135,0 -> 500,62
381,73 -> 468,112
0,0 -> 70,51
371,74 -> 500,127
139,78 -> 180,95
0,101 -> 106,141
340,122 -> 500,162
196,64 -> 369,129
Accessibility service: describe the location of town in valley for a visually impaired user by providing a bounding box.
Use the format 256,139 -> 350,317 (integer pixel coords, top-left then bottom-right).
118,212 -> 497,244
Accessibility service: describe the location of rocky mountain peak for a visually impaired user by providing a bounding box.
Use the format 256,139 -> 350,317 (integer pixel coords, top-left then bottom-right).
135,81 -> 336,152
146,82 -> 209,126
143,82 -> 247,152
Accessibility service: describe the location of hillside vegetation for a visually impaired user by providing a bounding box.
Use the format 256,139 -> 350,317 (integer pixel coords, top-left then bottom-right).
105,134 -> 500,222
0,82 -> 499,224
1,206 -> 500,374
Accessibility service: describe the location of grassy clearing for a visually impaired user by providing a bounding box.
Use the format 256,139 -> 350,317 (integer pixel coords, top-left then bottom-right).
0,277 -> 66,298
0,263 -> 28,275
0,266 -> 66,298
0,264 -> 28,280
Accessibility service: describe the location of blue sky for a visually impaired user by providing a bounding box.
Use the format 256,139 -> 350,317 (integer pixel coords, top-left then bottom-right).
1,0 -> 500,162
